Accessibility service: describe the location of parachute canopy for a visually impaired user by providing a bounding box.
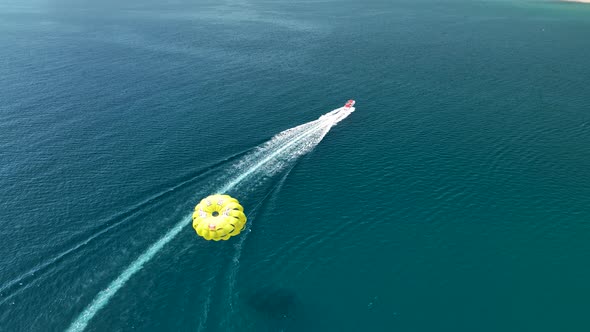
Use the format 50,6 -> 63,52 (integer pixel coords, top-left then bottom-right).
192,194 -> 247,241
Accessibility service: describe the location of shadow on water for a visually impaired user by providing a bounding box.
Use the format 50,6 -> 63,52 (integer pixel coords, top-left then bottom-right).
244,286 -> 312,332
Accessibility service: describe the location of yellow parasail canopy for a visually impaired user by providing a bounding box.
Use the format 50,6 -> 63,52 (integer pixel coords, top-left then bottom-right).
192,194 -> 247,241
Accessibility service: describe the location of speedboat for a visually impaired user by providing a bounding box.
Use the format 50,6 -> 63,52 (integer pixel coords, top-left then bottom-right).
344,100 -> 355,108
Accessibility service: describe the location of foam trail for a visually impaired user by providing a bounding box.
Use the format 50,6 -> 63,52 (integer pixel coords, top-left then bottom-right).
195,275 -> 215,332
66,105 -> 354,332
220,106 -> 354,193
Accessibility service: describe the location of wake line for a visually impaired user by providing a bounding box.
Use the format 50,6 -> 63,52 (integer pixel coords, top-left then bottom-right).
221,162 -> 299,330
67,106 -> 354,332
220,116 -> 332,192
197,167 -> 298,331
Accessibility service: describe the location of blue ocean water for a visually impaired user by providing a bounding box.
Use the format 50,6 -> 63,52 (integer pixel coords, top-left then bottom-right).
1,0 -> 590,331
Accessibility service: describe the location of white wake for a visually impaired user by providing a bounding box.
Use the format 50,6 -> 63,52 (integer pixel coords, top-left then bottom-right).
66,105 -> 355,332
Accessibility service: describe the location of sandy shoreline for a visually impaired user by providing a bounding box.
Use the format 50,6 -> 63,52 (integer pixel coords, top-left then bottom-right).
562,0 -> 590,3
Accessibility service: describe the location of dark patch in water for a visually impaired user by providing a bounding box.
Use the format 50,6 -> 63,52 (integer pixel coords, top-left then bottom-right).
248,287 -> 300,319
245,286 -> 308,331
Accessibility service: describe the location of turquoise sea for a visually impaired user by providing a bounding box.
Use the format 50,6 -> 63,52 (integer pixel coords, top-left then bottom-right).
1,0 -> 590,331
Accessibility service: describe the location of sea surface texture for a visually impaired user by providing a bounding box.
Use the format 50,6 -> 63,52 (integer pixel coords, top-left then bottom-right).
1,0 -> 589,331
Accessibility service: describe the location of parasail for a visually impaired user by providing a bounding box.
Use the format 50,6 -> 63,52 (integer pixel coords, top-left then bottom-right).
192,194 -> 247,241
